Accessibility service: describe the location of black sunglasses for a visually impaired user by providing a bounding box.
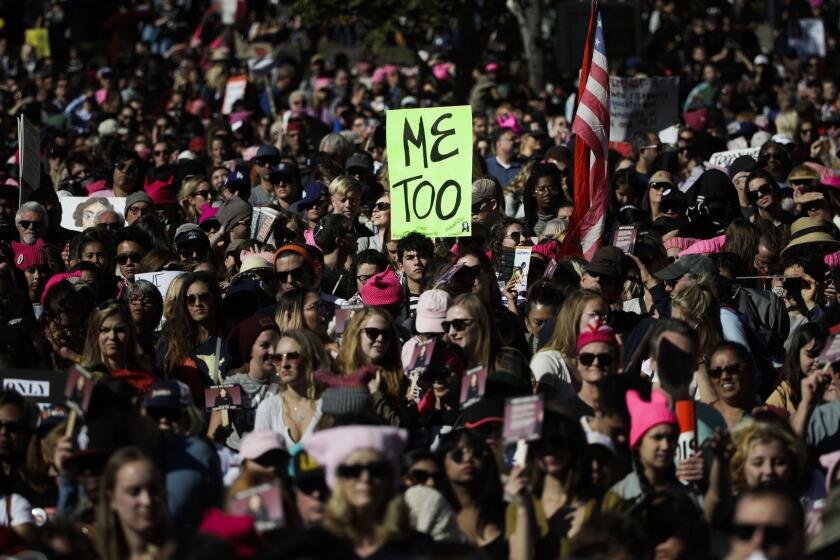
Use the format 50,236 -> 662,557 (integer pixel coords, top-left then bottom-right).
709,363 -> 744,378
648,182 -> 671,191
747,184 -> 773,202
186,292 -> 211,306
441,319 -> 474,333
336,460 -> 392,480
114,161 -> 137,173
276,267 -> 306,282
295,476 -> 329,497
116,252 -> 143,265
19,220 -> 42,230
762,152 -> 785,161
447,446 -> 487,464
194,190 -> 214,199
730,523 -> 791,546
0,420 -> 23,433
373,202 -> 391,212
408,468 -> 441,485
578,352 -> 616,367
361,327 -> 392,341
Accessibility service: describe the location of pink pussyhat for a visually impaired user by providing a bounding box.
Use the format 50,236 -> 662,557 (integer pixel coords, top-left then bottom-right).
577,320 -> 618,353
626,389 -> 677,448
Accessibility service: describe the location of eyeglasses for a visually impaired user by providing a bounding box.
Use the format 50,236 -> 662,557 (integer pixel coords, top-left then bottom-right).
336,460 -> 392,480
19,220 -> 42,230
373,202 -> 391,212
276,267 -> 306,282
578,352 -> 616,367
186,292 -> 211,306
128,296 -> 155,308
0,420 -> 22,433
648,182 -> 670,191
270,351 -> 301,365
642,144 -> 661,150
116,252 -> 142,265
533,185 -> 558,195
408,468 -> 440,485
179,247 -> 208,259
709,363 -> 744,378
361,327 -> 392,341
790,179 -> 815,187
128,206 -> 149,215
447,446 -> 486,464
730,523 -> 791,546
747,184 -> 773,202
441,319 -> 474,333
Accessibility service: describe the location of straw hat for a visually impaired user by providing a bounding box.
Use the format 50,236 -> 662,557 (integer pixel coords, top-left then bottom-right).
781,217 -> 840,255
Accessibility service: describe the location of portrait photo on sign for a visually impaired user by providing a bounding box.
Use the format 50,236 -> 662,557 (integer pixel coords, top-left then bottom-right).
59,196 -> 127,231
228,482 -> 285,531
204,384 -> 242,410
64,366 -> 94,415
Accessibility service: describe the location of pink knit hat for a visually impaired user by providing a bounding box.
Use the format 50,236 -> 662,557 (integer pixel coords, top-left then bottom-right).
360,268 -> 403,307
626,389 -> 677,448
304,425 -> 407,488
12,242 -> 48,271
577,320 -> 619,353
145,175 -> 178,205
41,271 -> 83,305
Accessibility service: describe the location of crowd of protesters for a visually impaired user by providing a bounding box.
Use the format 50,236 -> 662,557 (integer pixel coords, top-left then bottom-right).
5,0 -> 840,559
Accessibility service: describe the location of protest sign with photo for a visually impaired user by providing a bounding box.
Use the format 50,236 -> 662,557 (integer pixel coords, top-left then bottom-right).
59,197 -> 127,232
510,247 -> 532,293
204,384 -> 243,411
386,105 -> 472,239
222,75 -> 248,114
460,366 -> 487,408
335,304 -> 364,335
609,77 -> 680,142
503,395 -> 544,442
229,482 -> 285,531
612,225 -> 637,253
65,366 -> 94,416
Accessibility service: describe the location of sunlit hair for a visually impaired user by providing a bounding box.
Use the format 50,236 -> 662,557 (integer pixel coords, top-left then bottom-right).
322,450 -> 411,546
337,307 -> 403,398
329,174 -> 362,197
274,288 -> 313,333
177,175 -> 210,222
94,447 -> 168,560
671,280 -> 722,359
447,293 -> 492,367
542,289 -> 605,357
276,329 -> 331,401
81,302 -> 149,372
730,418 -> 805,494
159,272 -> 222,375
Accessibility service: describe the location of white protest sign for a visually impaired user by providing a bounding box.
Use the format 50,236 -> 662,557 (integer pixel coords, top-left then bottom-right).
609,77 -> 680,142
222,75 -> 248,115
135,271 -> 185,299
17,115 -> 40,204
789,18 -> 825,58
59,196 -> 127,232
708,147 -> 760,168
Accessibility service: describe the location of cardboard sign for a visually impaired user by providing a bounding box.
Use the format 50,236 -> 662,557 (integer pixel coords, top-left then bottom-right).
204,384 -> 242,411
612,225 -> 637,253
609,77 -> 680,142
386,105 -> 472,239
502,395 -> 544,442
228,482 -> 285,531
459,366 -> 487,408
817,333 -> 840,366
709,147 -> 761,168
335,304 -> 364,335
510,247 -> 532,293
2,369 -> 68,410
251,207 -> 280,243
18,115 -> 40,204
64,366 -> 94,416
496,248 -> 516,285
134,271 -> 185,300
24,28 -> 50,58
222,75 -> 248,115
406,339 -> 437,403
59,197 -> 127,232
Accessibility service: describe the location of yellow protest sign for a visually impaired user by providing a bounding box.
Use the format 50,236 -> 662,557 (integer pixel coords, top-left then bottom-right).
386,105 -> 472,239
25,29 -> 50,58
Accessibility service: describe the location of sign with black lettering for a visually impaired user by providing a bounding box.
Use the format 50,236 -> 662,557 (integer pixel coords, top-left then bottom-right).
386,106 -> 472,239
2,369 -> 68,410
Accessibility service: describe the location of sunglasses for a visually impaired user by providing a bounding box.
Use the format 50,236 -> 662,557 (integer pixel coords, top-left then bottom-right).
114,161 -> 137,173
709,363 -> 744,378
730,523 -> 790,546
19,220 -> 42,230
277,267 -> 306,282
0,420 -> 22,433
648,182 -> 670,191
186,292 -> 211,306
408,468 -> 440,485
506,231 -> 526,242
448,446 -> 486,464
373,202 -> 391,212
361,327 -> 392,341
270,351 -> 301,365
578,352 -> 616,367
336,460 -> 392,480
471,200 -> 488,214
533,185 -> 558,195
179,247 -> 208,259
253,449 -> 287,469
441,319 -> 474,333
116,252 -> 142,265
356,274 -> 373,284
762,152 -> 785,161
153,150 -> 171,157
747,184 -> 773,202
790,179 -> 815,188
295,476 -> 329,497
194,190 -> 214,199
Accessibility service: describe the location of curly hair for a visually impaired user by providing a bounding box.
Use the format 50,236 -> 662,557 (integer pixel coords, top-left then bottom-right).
730,418 -> 806,494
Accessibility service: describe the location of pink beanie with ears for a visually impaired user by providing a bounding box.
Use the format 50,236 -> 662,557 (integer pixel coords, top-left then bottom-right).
577,320 -> 618,353
626,389 -> 677,448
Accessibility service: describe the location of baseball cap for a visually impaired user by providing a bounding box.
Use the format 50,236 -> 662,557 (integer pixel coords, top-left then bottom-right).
254,144 -> 281,161
143,380 -> 190,410
268,162 -> 298,183
415,289 -> 451,334
648,170 -> 675,186
225,170 -> 251,192
472,178 -> 499,205
654,254 -> 717,281
583,246 -> 626,279
174,225 -> 210,252
240,429 -> 286,460
346,152 -> 374,174
289,183 -> 328,213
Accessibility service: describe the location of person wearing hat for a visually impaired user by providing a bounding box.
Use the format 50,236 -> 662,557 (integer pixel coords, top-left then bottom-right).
360,268 -> 404,321
729,156 -> 758,213
249,145 -> 282,207
174,223 -> 211,262
238,430 -> 287,479
287,443 -> 330,528
12,241 -> 50,310
215,196 -> 252,242
346,152 -> 374,179
124,191 -> 154,225
209,316 -> 281,450
641,170 -> 675,222
222,169 -> 251,202
570,320 -> 620,419
290,182 -> 329,230
400,289 -> 452,369
273,244 -> 317,295
268,162 -> 301,210
580,245 -> 627,305
471,177 -> 504,228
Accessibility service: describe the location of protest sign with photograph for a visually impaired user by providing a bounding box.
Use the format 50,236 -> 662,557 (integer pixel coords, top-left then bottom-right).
204,384 -> 242,411
251,207 -> 281,243
496,247 -> 516,285
503,395 -> 544,442
65,366 -> 94,416
59,197 -> 127,232
222,75 -> 248,114
386,105 -> 473,239
459,366 -> 487,408
611,225 -> 637,253
228,482 -> 285,531
544,259 -> 558,279
510,247 -> 532,293
335,304 -> 364,335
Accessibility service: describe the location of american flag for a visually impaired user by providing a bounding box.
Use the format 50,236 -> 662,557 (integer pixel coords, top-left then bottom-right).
560,0 -> 609,260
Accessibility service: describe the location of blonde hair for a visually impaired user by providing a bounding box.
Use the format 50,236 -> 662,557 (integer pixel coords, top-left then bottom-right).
329,174 -> 363,197
278,329 -> 332,401
542,289 -> 605,357
337,308 -> 404,398
162,274 -> 188,322
81,302 -> 150,372
448,293 -> 493,366
178,175 -> 210,222
671,281 -> 722,358
730,418 -> 805,494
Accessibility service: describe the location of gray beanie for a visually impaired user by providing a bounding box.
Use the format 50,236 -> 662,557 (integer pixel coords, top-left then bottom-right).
124,191 -> 154,217
215,196 -> 252,231
321,387 -> 374,416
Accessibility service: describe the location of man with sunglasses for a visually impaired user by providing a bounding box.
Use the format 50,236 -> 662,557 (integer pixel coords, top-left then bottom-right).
288,444 -> 330,528
471,177 -> 504,228
728,488 -> 804,560
174,224 -> 211,264
114,226 -> 150,284
758,141 -> 791,185
249,145 -> 283,207
15,201 -> 48,247
632,131 -> 661,184
274,244 -> 317,295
